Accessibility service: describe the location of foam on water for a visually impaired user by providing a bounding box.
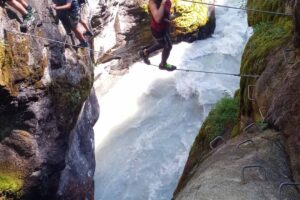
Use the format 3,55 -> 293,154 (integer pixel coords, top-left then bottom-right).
94,0 -> 251,199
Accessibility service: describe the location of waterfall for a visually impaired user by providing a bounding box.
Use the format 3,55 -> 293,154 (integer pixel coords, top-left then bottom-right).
94,0 -> 251,199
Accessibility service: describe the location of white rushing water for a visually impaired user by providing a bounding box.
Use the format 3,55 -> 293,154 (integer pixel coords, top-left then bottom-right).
94,0 -> 252,199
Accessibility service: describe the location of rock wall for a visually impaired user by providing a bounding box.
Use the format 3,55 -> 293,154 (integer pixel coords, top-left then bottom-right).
0,0 -> 99,199
240,0 -> 300,183
173,96 -> 240,198
173,0 -> 300,199
293,0 -> 300,48
174,131 -> 298,200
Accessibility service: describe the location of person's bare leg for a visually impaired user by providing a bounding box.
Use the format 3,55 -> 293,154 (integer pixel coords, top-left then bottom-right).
73,24 -> 85,41
17,0 -> 28,9
80,19 -> 91,32
7,0 -> 28,16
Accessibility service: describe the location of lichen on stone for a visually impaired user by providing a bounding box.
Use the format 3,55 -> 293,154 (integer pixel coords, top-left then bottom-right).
172,0 -> 208,35
140,0 -> 209,35
0,43 -> 13,92
240,18 -> 292,117
173,96 -> 239,197
0,173 -> 23,193
49,75 -> 93,131
0,168 -> 23,199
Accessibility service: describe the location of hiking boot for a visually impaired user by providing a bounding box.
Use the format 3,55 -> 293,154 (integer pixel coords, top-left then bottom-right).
27,6 -> 36,15
84,31 -> 94,37
159,63 -> 176,71
22,12 -> 35,27
77,40 -> 88,48
139,49 -> 150,65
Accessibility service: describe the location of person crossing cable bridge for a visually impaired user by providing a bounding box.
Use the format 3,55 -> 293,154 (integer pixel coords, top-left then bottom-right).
1,0 -> 35,27
51,0 -> 89,48
139,0 -> 176,71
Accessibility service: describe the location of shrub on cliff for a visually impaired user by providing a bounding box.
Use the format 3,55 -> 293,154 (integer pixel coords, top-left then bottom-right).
174,95 -> 239,197
200,95 -> 239,142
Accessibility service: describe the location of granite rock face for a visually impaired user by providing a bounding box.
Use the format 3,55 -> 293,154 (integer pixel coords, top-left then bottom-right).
174,131 -> 299,200
0,1 -> 99,199
240,0 -> 300,184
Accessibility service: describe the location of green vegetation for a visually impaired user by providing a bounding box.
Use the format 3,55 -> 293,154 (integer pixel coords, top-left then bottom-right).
201,96 -> 239,142
247,0 -> 285,26
0,171 -> 23,198
172,0 -> 208,35
256,120 -> 269,131
240,0 -> 293,117
140,0 -> 209,35
0,43 -> 13,91
240,18 -> 292,116
174,96 -> 239,197
49,75 -> 93,131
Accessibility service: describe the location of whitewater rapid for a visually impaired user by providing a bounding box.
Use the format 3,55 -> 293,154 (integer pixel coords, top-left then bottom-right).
94,0 -> 252,199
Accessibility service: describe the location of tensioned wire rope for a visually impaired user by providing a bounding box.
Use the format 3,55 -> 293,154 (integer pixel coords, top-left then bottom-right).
2,30 -> 259,78
3,0 -> 292,78
4,28 -> 261,78
179,0 -> 292,16
2,29 -> 258,78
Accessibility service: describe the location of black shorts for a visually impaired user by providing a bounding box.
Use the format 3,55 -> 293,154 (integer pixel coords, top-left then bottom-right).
68,10 -> 80,30
57,10 -> 80,30
151,27 -> 171,46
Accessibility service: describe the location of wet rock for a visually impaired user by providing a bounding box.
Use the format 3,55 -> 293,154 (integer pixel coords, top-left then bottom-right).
57,88 -> 99,200
255,45 -> 300,183
239,0 -> 300,186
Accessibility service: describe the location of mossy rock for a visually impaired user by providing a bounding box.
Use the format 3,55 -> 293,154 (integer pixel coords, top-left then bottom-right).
172,0 -> 208,36
140,0 -> 209,36
0,34 -> 47,97
247,0 -> 286,26
0,43 -> 13,93
240,18 -> 292,116
0,170 -> 23,199
231,124 -> 240,138
201,96 -> 239,142
174,96 -> 239,197
49,75 -> 93,131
